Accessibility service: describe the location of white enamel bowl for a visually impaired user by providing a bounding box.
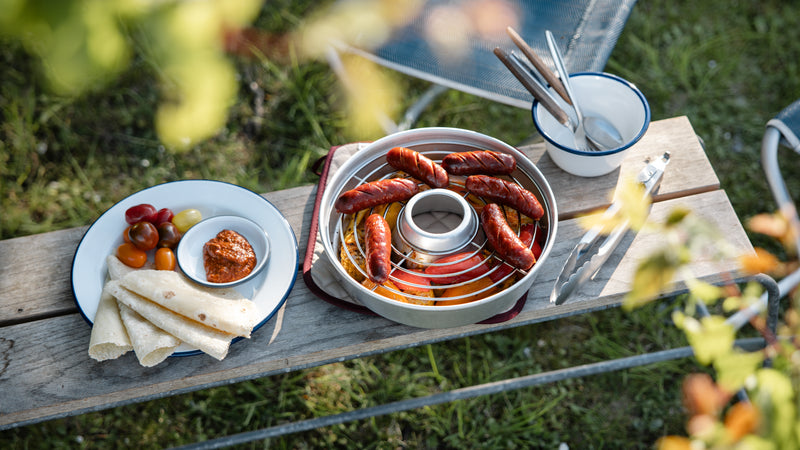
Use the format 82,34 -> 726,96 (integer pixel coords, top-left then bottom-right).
532,72 -> 650,177
177,215 -> 270,288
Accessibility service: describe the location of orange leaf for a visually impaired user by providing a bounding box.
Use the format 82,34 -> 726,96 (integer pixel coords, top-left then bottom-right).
739,248 -> 780,275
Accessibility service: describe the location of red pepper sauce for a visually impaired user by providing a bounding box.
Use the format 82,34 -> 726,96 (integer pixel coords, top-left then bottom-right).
203,229 -> 256,283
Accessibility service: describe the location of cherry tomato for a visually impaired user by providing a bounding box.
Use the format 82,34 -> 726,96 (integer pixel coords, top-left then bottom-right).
424,252 -> 490,285
122,225 -> 132,244
157,222 -> 182,249
125,203 -> 157,225
128,221 -> 159,251
172,208 -> 202,233
154,247 -> 177,271
438,277 -> 497,305
117,243 -> 147,268
391,269 -> 432,295
153,208 -> 174,225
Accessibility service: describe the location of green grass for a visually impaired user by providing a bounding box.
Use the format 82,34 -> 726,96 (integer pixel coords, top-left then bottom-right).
2,0 -> 800,448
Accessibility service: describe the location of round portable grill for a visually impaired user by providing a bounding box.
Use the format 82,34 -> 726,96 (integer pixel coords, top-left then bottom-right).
318,128 -> 558,328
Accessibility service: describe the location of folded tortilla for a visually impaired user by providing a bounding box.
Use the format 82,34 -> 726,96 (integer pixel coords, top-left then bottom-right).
118,302 -> 180,367
120,270 -> 261,338
105,280 -> 235,361
88,288 -> 133,361
99,255 -> 180,366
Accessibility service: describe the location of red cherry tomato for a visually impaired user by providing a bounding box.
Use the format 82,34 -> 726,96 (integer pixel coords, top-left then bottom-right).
128,221 -> 159,251
154,247 -> 177,271
153,208 -> 174,225
157,222 -> 182,249
125,203 -> 158,225
424,252 -> 490,285
117,243 -> 147,268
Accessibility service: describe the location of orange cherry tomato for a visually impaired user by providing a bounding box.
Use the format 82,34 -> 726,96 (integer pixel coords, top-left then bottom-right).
154,247 -> 177,271
437,277 -> 497,305
122,225 -> 132,244
117,242 -> 147,268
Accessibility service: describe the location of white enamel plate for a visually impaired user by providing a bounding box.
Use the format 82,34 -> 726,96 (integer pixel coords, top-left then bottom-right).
71,180 -> 298,356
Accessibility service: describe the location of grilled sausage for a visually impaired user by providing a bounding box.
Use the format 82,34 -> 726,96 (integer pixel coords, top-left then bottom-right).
365,213 -> 392,283
488,223 -> 536,282
334,178 -> 419,214
480,203 -> 536,270
441,150 -> 516,175
386,147 -> 449,188
465,175 -> 544,220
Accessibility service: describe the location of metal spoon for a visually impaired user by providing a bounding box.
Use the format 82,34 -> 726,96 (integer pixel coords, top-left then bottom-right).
545,31 -> 624,151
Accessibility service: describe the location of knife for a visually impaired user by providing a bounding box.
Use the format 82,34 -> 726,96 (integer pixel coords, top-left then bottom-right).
550,152 -> 671,305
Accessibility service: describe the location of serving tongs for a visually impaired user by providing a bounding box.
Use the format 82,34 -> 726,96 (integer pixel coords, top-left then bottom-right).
550,152 -> 671,305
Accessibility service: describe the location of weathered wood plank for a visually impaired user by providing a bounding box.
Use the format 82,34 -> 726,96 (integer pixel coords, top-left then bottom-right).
0,117 -> 716,323
0,189 -> 751,429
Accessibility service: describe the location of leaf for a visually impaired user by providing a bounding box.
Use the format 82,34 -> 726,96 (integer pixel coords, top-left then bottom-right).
577,176 -> 652,233
624,249 -> 680,309
712,350 -> 764,391
681,315 -> 735,366
739,247 -> 781,275
747,212 -> 799,251
747,213 -> 789,239
752,369 -> 797,446
686,278 -> 723,303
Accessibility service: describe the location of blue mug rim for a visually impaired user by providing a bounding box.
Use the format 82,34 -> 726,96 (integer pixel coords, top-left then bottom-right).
531,71 -> 651,156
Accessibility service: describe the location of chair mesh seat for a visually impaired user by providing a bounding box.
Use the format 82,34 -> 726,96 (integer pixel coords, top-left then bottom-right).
342,0 -> 638,109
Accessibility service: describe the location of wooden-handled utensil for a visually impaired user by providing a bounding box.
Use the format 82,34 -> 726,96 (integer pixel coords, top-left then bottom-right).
506,27 -> 571,105
493,47 -> 570,126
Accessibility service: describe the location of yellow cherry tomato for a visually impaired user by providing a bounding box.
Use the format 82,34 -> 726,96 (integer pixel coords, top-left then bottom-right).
154,247 -> 177,271
172,208 -> 202,232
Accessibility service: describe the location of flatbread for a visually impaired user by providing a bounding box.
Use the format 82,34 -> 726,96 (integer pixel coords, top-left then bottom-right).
120,270 -> 261,337
88,288 -> 132,361
105,280 -> 235,360
118,303 -> 180,367
94,255 -> 179,366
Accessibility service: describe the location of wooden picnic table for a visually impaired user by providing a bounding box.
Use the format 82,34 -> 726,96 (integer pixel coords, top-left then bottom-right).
0,116 -> 753,431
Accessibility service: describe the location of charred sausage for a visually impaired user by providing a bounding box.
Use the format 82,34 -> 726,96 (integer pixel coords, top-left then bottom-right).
465,175 -> 544,220
334,178 -> 419,214
441,150 -> 516,175
386,147 -> 449,188
488,223 -> 536,282
365,213 -> 392,283
480,203 -> 536,270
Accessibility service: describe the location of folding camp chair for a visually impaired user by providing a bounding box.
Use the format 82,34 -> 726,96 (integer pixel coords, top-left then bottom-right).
327,0 -> 639,132
726,99 -> 800,331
